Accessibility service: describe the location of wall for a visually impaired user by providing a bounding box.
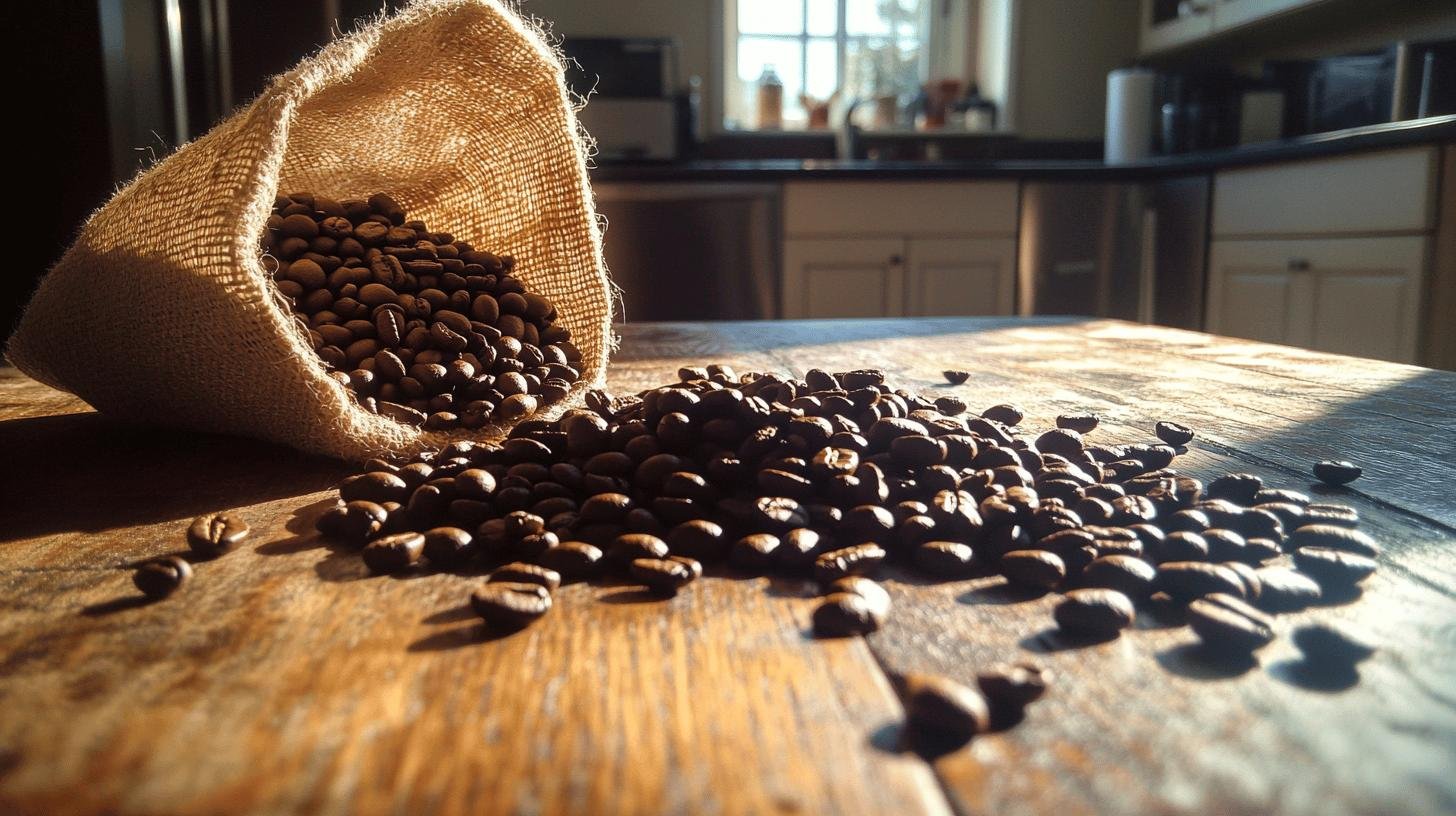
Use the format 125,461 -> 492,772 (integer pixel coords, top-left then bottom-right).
1006,0 -> 1140,140
523,0 -> 714,100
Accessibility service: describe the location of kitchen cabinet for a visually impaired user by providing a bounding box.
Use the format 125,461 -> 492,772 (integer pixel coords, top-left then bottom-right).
1139,0 -> 1323,54
781,182 -> 1019,319
781,238 -> 905,319
1207,146 -> 1437,364
1206,236 -> 1427,363
904,237 -> 1017,316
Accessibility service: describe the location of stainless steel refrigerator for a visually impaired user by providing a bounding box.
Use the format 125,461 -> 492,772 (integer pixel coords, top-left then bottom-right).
1018,177 -> 1210,330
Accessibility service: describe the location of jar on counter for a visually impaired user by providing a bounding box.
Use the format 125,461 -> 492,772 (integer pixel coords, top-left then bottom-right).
756,64 -> 783,130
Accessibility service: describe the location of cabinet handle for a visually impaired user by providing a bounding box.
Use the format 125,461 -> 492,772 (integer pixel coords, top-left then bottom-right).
1288,258 -> 1311,272
889,254 -> 904,266
1178,0 -> 1210,15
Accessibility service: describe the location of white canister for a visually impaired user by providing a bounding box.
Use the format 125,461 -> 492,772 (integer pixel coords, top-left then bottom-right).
1105,68 -> 1157,164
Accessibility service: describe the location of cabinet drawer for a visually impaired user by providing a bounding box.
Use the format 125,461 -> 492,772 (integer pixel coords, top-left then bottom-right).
1212,147 -> 1436,237
784,181 -> 1018,237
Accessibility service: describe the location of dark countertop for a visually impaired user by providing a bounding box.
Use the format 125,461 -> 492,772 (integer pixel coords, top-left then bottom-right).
591,115 -> 1455,183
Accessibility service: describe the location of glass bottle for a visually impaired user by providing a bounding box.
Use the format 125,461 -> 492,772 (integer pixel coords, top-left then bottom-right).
756,64 -> 783,130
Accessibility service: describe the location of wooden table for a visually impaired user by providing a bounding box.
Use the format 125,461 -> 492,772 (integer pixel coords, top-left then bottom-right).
2,318 -> 1454,816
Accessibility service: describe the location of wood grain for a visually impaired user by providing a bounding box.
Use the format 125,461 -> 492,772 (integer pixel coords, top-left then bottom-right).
2,318 -> 1455,816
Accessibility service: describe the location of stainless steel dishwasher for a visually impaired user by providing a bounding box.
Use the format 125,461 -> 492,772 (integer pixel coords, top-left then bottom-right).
592,182 -> 780,321
1018,177 -> 1210,330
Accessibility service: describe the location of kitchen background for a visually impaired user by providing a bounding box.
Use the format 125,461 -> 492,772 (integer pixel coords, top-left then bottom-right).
14,0 -> 1456,368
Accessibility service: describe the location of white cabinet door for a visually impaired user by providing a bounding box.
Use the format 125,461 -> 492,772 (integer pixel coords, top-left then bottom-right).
904,237 -> 1017,316
1206,236 -> 1427,363
782,238 -> 906,319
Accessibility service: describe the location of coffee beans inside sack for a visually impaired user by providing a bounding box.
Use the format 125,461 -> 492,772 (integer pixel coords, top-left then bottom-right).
264,192 -> 583,431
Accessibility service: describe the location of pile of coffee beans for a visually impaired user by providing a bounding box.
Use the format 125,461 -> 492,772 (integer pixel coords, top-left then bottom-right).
313,364 -> 1379,664
262,192 -> 583,429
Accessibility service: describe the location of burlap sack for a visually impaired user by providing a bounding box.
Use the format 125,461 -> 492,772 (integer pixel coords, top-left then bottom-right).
6,0 -> 612,462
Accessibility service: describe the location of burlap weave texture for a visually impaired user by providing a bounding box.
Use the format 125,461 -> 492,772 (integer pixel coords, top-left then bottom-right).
6,0 -> 612,462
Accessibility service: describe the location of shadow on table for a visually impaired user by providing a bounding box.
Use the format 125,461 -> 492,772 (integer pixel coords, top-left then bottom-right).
0,411 -> 347,542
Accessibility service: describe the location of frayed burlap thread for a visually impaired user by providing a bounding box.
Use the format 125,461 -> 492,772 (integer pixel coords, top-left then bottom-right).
6,0 -> 611,462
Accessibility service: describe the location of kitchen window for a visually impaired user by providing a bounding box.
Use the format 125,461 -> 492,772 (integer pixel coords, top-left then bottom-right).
722,0 -> 941,131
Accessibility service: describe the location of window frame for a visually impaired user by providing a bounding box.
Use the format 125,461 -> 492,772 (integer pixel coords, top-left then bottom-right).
720,0 -> 940,132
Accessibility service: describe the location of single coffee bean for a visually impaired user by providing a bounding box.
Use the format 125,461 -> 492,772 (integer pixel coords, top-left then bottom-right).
827,575 -> 892,617
981,403 -> 1024,426
1287,524 -> 1380,558
1056,413 -> 1099,434
422,526 -> 475,567
812,592 -> 883,636
730,533 -> 780,570
977,661 -> 1053,708
1253,567 -> 1323,611
186,512 -> 251,558
1223,561 -> 1264,602
607,533 -> 669,566
1292,623 -> 1375,665
999,549 -> 1066,590
133,556 -> 192,598
1154,561 -> 1246,601
1293,547 -> 1377,587
630,557 -> 698,596
470,581 -> 552,630
902,673 -> 990,746
1312,460 -> 1361,486
942,370 -> 970,385
814,543 -> 887,583
1053,588 -> 1135,638
1303,503 -> 1360,528
490,561 -> 562,592
537,541 -> 603,580
1187,593 -> 1276,655
340,471 -> 409,504
1154,421 -> 1194,446
362,531 -> 424,573
1079,554 -> 1157,598
911,541 -> 977,577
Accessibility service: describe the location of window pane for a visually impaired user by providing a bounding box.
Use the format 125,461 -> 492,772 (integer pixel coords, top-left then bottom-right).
846,0 -> 924,37
807,0 -> 837,36
737,37 -> 805,125
739,0 -> 804,35
845,37 -> 921,98
804,38 -> 838,101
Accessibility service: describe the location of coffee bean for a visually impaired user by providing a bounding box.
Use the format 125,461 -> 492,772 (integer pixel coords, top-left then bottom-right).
1206,473 -> 1263,505
1154,561 -> 1246,601
1154,421 -> 1194,446
730,533 -> 780,570
812,592 -> 883,636
1053,588 -> 1135,637
1251,567 -> 1322,611
340,471 -> 409,504
537,541 -> 604,580
133,556 -> 192,598
999,549 -> 1066,590
942,370 -> 970,385
981,404 -> 1024,426
1079,554 -> 1156,598
608,533 -> 669,566
361,531 -> 424,573
186,512 -> 251,558
1056,413 -> 1098,434
1288,524 -> 1379,558
814,543 -> 887,583
630,557 -> 699,596
1187,593 -> 1275,654
1303,503 -> 1359,528
911,541 -> 977,577
317,500 -> 388,546
1152,530 -> 1209,563
422,526 -> 475,566
491,561 -> 562,592
471,581 -> 552,630
1293,547 -> 1377,587
1312,460 -> 1361,486
903,673 -> 990,746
